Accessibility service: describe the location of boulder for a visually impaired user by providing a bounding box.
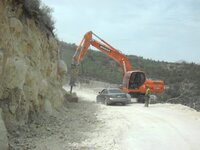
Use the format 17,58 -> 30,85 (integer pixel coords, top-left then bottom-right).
9,17 -> 23,33
4,57 -> 27,89
64,92 -> 78,103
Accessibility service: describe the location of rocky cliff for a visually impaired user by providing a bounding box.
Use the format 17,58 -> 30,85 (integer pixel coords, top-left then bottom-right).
0,0 -> 67,133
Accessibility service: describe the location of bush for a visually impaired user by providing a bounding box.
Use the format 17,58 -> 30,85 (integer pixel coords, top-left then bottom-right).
24,0 -> 40,15
23,0 -> 55,31
40,5 -> 55,31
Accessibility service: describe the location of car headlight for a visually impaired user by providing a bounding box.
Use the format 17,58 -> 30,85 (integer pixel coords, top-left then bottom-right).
108,97 -> 114,100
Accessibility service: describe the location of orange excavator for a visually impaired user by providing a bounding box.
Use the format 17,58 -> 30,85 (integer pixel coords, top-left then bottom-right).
70,31 -> 164,101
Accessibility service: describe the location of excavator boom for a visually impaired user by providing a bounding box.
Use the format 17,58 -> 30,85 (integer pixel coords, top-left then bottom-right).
72,31 -> 132,75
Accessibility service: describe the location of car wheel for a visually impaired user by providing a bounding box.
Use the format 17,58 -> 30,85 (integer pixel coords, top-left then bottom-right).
104,98 -> 109,105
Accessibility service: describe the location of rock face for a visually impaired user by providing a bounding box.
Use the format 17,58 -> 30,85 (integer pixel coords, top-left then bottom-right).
0,0 -> 67,129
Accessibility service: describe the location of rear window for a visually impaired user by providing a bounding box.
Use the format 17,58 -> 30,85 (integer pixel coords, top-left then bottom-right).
108,89 -> 122,93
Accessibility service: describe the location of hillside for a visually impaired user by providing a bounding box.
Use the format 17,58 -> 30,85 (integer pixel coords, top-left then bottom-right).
0,1 -> 68,148
60,42 -> 200,111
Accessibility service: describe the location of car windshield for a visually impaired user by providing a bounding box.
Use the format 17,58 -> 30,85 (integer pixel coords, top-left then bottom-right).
108,89 -> 122,93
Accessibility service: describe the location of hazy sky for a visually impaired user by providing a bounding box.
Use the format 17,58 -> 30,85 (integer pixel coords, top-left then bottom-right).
42,0 -> 200,63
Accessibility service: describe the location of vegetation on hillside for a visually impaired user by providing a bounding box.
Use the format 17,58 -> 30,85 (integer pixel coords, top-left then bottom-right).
60,42 -> 200,111
14,0 -> 55,33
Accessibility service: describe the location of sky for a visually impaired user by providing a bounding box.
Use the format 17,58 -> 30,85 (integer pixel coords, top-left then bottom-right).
42,0 -> 200,63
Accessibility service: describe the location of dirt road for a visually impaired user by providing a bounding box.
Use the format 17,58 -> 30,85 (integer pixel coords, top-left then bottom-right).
9,87 -> 200,150
101,104 -> 200,150
75,88 -> 200,150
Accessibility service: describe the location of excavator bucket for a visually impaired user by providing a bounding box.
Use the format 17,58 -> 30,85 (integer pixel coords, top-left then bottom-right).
69,64 -> 79,93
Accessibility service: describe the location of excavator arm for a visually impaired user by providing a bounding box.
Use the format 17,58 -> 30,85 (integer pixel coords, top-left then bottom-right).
72,31 -> 132,75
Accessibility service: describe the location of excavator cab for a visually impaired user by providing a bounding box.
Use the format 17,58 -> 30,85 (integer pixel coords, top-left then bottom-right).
123,71 -> 146,90
122,70 -> 164,98
129,71 -> 146,89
